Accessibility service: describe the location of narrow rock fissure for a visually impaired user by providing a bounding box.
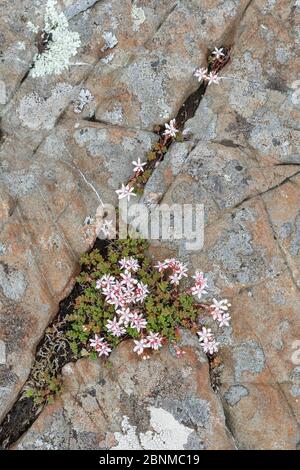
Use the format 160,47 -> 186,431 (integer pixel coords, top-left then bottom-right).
229,169 -> 300,211
65,0 -> 103,20
0,46 -> 231,449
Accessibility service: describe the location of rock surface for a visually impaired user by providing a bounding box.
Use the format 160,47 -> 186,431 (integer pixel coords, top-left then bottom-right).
143,0 -> 300,449
14,333 -> 235,450
0,0 -> 300,450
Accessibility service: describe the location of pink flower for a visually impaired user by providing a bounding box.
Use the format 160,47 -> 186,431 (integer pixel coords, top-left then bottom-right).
173,261 -> 188,279
133,338 -> 149,355
116,184 -> 136,201
210,308 -> 222,322
135,282 -> 149,303
201,339 -> 219,355
89,334 -> 103,349
98,342 -> 112,357
106,317 -> 126,337
210,298 -> 231,320
206,71 -> 220,85
155,261 -> 167,273
163,119 -> 178,138
146,332 -> 163,350
96,274 -> 115,290
106,292 -> 126,309
157,259 -> 188,285
164,258 -> 177,269
89,335 -> 112,357
130,312 -> 147,332
211,298 -> 231,312
192,271 -> 206,284
132,158 -> 147,173
212,47 -> 225,60
194,67 -> 208,82
197,327 -> 213,343
217,312 -> 231,327
123,286 -> 136,304
103,280 -> 124,300
191,283 -> 207,299
119,257 -> 140,273
120,272 -> 138,287
116,307 -> 133,327
169,273 -> 181,285
191,271 -> 208,299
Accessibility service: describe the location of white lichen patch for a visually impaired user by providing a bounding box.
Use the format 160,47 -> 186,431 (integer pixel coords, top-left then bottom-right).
140,407 -> 193,450
103,105 -> 123,125
112,408 -> 193,450
31,0 -> 81,78
17,83 -> 73,130
112,417 -> 141,450
101,32 -> 118,51
131,5 -> 146,32
74,88 -> 94,113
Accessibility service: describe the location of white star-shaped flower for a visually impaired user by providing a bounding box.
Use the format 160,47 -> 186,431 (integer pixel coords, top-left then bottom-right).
212,47 -> 225,60
132,158 -> 147,173
194,67 -> 208,82
206,71 -> 220,85
163,119 -> 178,138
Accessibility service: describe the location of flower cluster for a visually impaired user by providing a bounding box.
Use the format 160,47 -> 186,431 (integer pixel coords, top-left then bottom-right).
133,332 -> 163,355
190,271 -> 231,355
90,256 -> 163,357
197,327 -> 219,355
87,251 -> 231,359
194,68 -> 220,85
210,298 -> 231,327
115,119 -> 180,200
115,117 -> 181,201
196,296 -> 231,355
193,47 -> 226,86
191,271 -> 208,299
89,334 -> 112,357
